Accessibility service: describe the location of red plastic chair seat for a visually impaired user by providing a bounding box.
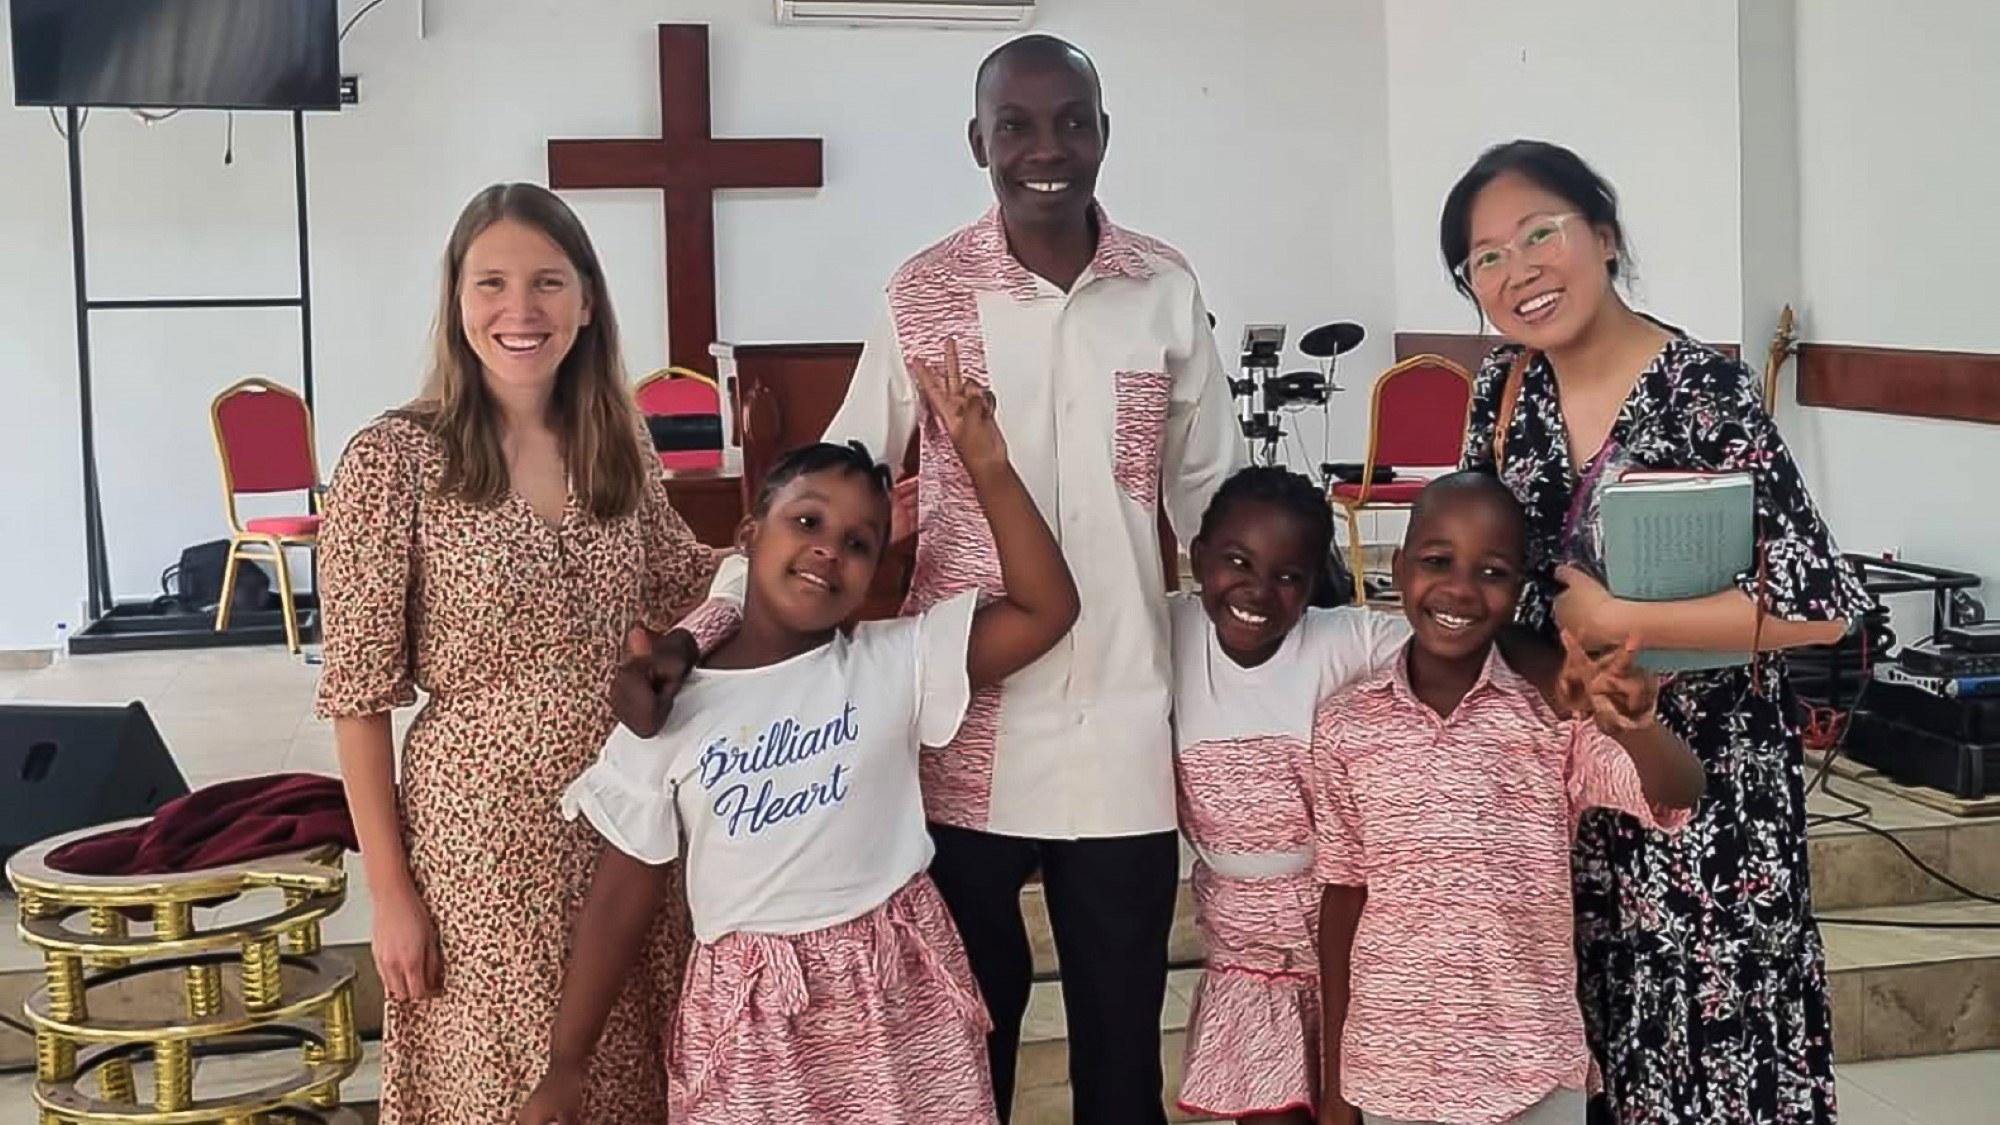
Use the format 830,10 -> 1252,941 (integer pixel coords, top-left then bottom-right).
244,515 -> 322,538
638,370 -> 725,475
1329,479 -> 1428,505
658,450 -> 725,472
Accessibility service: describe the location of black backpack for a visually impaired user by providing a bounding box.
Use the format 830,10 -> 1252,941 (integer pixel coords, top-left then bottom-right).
159,540 -> 270,615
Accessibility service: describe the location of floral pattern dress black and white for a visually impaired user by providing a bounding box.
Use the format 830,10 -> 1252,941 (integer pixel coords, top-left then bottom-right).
1460,336 -> 1871,1125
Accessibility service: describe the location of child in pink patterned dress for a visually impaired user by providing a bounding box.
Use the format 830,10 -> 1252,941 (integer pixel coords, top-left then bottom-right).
1170,467 -> 1410,1125
518,343 -> 1077,1125
1311,471 -> 1705,1125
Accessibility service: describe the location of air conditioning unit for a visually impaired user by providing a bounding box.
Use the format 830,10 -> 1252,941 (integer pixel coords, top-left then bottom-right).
774,0 -> 1037,31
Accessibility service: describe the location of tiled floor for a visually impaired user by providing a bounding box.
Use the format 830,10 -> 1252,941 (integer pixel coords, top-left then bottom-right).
3,647 -> 1999,1122
0,647 -> 395,791
1837,1051 -> 1998,1125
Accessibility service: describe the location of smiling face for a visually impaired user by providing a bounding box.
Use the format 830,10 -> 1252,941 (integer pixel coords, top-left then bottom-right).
1393,484 -> 1527,665
1191,499 -> 1322,667
969,46 -> 1108,234
740,468 -> 890,637
1463,170 -> 1621,353
456,217 -> 592,398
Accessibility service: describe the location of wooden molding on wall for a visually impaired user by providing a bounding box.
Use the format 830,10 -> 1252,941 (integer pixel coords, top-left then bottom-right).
1796,343 -> 2000,426
1392,332 -> 1741,373
1391,332 -> 2000,426
1390,332 -> 1506,375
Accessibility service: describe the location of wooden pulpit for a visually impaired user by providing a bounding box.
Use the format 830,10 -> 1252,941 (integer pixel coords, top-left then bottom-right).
656,464 -> 744,549
703,341 -> 911,619
715,341 -> 880,491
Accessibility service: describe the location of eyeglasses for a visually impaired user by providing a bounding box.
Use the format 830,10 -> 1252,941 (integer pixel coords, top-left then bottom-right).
1454,212 -> 1581,292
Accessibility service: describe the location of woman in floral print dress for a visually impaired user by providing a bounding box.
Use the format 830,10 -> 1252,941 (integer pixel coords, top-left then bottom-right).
316,183 -> 716,1123
1441,141 -> 1871,1123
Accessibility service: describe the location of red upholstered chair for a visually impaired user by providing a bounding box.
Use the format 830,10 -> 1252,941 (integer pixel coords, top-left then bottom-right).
1328,354 -> 1474,603
635,366 -> 725,472
210,378 -> 322,653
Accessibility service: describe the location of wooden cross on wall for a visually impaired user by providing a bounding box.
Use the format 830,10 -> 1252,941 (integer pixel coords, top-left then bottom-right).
549,25 -> 823,376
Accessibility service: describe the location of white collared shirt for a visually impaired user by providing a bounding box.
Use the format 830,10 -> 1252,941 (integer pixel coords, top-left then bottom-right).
705,207 -> 1240,838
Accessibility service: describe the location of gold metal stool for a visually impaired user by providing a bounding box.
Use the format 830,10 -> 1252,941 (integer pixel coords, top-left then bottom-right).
7,819 -> 362,1125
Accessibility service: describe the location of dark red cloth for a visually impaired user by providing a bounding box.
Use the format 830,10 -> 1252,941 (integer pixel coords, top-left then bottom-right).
47,773 -> 356,876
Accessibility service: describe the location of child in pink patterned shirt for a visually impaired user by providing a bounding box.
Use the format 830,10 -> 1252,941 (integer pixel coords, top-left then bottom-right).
1311,471 -> 1704,1125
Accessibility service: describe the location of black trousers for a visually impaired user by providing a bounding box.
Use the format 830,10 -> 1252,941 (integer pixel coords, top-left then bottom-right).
928,823 -> 1181,1125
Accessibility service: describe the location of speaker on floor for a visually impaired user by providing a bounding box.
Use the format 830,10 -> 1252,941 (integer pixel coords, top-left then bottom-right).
0,701 -> 190,864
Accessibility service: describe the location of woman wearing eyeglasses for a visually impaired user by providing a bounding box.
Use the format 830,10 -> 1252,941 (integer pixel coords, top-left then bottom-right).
1442,140 -> 1868,1125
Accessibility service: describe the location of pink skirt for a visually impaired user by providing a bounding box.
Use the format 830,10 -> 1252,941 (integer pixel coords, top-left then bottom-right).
1177,863 -> 1321,1119
668,874 -> 998,1125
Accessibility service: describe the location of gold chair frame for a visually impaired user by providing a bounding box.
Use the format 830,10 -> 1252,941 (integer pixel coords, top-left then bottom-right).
1328,354 -> 1475,604
209,378 -> 323,655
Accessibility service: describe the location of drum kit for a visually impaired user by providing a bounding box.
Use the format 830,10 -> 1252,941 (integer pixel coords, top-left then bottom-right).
1230,319 -> 1366,477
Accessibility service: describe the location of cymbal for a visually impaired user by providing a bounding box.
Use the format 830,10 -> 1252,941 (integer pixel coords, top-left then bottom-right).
1299,322 -> 1365,358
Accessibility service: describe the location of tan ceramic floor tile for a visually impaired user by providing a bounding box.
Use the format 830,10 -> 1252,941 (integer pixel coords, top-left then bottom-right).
1022,979 -> 1066,1043
1822,903 -> 2000,970
1841,1049 -> 2000,1125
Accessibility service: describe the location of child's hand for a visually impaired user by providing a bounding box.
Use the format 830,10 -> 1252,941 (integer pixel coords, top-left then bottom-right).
912,337 -> 1007,472
517,1064 -> 585,1125
1552,629 -> 1598,719
611,627 -> 695,738
890,475 -> 919,545
1574,633 -> 1660,734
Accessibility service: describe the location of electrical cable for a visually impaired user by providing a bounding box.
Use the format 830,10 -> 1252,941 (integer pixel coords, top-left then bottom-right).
1792,620 -> 2000,929
47,107 -> 89,139
340,0 -> 390,41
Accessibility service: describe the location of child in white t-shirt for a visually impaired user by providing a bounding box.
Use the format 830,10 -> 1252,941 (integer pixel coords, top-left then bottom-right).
519,343 -> 1077,1125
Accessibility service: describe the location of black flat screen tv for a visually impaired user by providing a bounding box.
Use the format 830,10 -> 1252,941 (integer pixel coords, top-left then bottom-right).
10,0 -> 340,111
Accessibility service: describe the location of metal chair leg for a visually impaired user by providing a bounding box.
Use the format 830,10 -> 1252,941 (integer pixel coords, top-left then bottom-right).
268,537 -> 301,654
1343,505 -> 1368,604
214,540 -> 245,633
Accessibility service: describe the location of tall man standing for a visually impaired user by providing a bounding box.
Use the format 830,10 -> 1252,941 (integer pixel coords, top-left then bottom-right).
657,35 -> 1240,1123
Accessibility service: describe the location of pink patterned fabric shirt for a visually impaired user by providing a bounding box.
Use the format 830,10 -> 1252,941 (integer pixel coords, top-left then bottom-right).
709,205 -> 1241,839
1310,645 -> 1689,1125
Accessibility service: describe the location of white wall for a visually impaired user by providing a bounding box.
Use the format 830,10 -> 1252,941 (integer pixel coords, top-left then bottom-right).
0,0 -> 1396,650
1736,0 -> 1800,368
1785,0 -> 2000,620
1383,0 -> 1744,344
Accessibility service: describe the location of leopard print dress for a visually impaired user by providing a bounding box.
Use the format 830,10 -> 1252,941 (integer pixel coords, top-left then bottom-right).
316,414 -> 715,1123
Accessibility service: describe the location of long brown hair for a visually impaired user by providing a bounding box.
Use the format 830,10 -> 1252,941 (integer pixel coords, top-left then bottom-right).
413,183 -> 650,521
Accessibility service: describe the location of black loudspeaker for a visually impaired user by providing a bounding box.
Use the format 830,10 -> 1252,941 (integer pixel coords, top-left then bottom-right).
0,702 -> 190,864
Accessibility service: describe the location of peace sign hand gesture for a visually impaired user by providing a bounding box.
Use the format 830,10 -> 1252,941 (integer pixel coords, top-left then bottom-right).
912,338 -> 1007,474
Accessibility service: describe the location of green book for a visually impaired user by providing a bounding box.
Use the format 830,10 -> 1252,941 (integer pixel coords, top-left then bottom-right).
1598,472 -> 1756,673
